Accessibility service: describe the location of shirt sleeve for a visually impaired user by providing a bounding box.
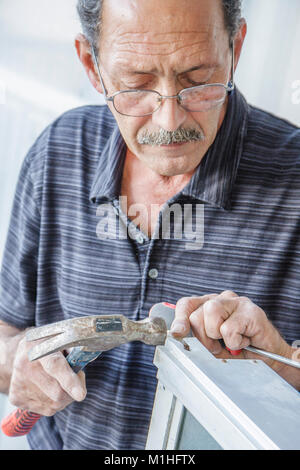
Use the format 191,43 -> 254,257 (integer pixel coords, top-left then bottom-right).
0,146 -> 42,330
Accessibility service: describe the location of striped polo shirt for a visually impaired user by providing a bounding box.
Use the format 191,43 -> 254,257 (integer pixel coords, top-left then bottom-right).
0,89 -> 300,450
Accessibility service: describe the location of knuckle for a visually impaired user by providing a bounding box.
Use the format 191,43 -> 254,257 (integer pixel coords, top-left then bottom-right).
14,349 -> 29,370
189,309 -> 201,324
62,372 -> 78,390
9,393 -> 21,408
238,296 -> 251,304
52,396 -> 73,414
207,293 -> 219,301
220,325 -> 241,350
205,298 -> 217,307
77,389 -> 87,402
15,352 -> 32,372
44,408 -> 58,417
51,388 -> 67,403
220,290 -> 238,298
176,296 -> 194,310
203,298 -> 220,316
41,353 -> 63,373
255,305 -> 266,319
220,322 -> 230,337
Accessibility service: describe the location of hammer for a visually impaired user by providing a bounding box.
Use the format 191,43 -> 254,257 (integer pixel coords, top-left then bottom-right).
1,303 -> 185,437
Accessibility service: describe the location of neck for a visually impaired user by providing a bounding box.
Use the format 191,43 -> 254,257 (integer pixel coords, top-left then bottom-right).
120,149 -> 196,237
122,148 -> 195,204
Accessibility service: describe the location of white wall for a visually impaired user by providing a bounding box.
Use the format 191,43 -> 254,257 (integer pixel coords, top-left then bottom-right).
237,0 -> 300,126
0,0 -> 299,450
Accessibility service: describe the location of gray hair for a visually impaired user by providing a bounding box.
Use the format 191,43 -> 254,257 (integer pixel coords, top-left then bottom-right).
77,0 -> 242,55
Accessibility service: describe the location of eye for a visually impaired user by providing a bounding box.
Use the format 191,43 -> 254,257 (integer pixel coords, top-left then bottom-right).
178,69 -> 212,88
183,78 -> 207,87
124,83 -> 152,91
121,75 -> 156,90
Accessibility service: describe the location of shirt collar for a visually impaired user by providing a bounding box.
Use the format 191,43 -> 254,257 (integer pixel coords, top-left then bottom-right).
181,88 -> 249,210
90,88 -> 249,209
90,125 -> 127,204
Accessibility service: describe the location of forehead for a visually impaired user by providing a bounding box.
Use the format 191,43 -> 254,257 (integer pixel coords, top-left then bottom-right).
100,0 -> 228,70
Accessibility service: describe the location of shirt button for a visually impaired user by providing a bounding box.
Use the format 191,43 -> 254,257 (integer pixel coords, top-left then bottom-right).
148,268 -> 159,279
136,233 -> 144,244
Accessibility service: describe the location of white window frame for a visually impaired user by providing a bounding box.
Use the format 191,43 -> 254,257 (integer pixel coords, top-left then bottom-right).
146,337 -> 300,450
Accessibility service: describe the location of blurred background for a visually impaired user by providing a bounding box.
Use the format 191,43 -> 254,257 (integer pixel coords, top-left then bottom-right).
0,0 -> 299,450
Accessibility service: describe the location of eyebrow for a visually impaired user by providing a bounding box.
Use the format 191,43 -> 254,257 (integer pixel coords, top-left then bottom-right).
120,63 -> 218,76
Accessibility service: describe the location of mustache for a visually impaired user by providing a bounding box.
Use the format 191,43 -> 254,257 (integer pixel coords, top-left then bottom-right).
137,127 -> 205,146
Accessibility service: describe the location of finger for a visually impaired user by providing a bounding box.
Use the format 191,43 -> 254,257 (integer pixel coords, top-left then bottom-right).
30,365 -> 71,403
202,298 -> 235,339
170,294 -> 218,337
219,310 -> 252,351
77,371 -> 86,389
214,296 -> 242,314
40,352 -> 87,402
189,306 -> 223,354
218,290 -> 239,298
9,368 -> 70,416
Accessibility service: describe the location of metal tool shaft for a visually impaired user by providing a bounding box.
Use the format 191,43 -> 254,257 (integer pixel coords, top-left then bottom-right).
154,303 -> 300,371
245,346 -> 300,369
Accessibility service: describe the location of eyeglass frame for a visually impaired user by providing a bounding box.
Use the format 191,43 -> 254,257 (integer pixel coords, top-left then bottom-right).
91,43 -> 235,117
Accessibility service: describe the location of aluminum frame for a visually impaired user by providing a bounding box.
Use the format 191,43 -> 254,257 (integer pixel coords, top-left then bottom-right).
146,337 -> 300,450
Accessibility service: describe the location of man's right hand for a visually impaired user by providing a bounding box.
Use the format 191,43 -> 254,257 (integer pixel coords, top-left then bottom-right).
8,335 -> 87,416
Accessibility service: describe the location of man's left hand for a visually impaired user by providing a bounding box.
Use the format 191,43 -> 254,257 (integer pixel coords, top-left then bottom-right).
170,291 -> 292,370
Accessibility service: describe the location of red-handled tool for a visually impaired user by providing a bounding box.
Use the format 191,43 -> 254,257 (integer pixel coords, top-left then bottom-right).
1,348 -> 101,437
0,303 -> 242,438
1,409 -> 41,438
1,312 -> 168,438
3,302 -> 300,438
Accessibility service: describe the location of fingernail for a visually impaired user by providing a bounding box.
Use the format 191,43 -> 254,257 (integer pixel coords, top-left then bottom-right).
72,386 -> 86,401
171,321 -> 187,335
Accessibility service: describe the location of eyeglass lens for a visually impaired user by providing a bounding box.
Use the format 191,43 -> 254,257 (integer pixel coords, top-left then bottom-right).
112,85 -> 228,117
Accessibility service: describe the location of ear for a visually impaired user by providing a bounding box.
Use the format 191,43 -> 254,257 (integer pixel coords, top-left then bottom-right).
233,18 -> 247,70
75,33 -> 104,94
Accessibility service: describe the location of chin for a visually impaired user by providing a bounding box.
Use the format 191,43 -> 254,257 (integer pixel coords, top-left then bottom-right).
146,154 -> 199,176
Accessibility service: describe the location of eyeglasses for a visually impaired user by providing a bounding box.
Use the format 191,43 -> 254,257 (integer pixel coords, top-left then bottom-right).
91,45 -> 235,117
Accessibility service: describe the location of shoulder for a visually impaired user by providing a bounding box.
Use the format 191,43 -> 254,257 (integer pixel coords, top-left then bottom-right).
245,105 -> 300,167
236,104 -> 300,206
50,104 -> 115,131
21,105 -> 116,206
25,105 -> 115,168
47,104 -> 116,151
30,104 -> 115,152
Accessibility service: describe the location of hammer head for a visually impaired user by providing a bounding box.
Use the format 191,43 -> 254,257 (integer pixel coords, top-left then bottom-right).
26,314 -> 168,362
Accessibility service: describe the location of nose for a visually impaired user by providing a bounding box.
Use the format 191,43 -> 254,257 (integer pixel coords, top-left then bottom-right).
151,94 -> 187,132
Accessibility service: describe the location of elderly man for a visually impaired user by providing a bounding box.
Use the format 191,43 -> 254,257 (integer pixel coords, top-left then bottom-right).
0,0 -> 299,450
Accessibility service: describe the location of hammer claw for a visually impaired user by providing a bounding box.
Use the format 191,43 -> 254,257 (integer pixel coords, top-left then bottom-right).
2,305 -> 174,438
26,319 -> 72,342
26,315 -> 168,362
27,333 -> 78,361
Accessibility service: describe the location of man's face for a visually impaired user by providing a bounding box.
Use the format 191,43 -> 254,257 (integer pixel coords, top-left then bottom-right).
98,0 -> 236,177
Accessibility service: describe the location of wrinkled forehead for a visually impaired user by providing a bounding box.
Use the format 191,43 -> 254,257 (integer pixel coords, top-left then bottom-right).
100,0 -> 228,64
